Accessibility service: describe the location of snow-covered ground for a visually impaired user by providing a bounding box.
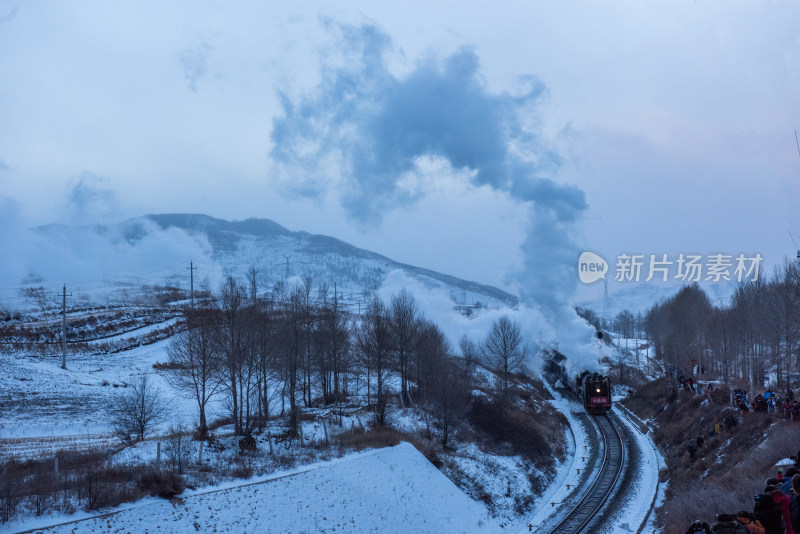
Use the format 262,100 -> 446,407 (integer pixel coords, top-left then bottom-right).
518,381 -> 664,533
518,381 -> 592,532
608,403 -> 665,533
7,442 -> 498,534
0,338 -> 221,446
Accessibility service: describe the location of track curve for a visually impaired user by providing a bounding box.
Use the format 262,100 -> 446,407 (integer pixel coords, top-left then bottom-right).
550,413 -> 625,533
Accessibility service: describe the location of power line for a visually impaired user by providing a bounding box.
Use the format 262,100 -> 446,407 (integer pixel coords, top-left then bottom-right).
796,130 -> 800,158
61,284 -> 72,370
188,261 -> 197,310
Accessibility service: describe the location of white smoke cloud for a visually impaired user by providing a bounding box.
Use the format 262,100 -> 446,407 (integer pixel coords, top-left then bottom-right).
272,20 -> 599,369
377,270 -> 599,373
0,179 -> 221,308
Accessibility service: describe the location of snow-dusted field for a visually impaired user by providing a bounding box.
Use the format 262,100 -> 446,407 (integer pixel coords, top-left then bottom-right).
11,442 -> 498,534
0,338 -> 220,451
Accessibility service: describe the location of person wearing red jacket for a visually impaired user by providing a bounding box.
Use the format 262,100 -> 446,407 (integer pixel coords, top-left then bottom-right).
770,489 -> 796,534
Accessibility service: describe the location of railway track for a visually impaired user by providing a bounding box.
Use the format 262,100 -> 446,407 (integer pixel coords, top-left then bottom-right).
550,413 -> 625,533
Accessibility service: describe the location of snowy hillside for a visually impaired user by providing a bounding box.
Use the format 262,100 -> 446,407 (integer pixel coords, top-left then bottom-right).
14,214 -> 517,313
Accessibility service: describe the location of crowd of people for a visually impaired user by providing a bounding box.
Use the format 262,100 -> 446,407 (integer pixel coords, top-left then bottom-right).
671,367 -> 800,533
738,389 -> 800,420
671,365 -> 800,422
685,463 -> 800,534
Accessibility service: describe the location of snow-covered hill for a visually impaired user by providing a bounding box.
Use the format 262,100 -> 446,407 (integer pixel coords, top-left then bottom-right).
12,214 -> 517,314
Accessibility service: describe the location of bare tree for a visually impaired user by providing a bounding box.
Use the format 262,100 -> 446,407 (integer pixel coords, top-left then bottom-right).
459,334 -> 479,388
431,363 -> 468,450
278,282 -> 307,432
315,284 -> 351,404
390,290 -> 420,407
415,320 -> 449,403
427,339 -> 468,449
212,277 -> 254,436
482,315 -> 527,403
164,424 -> 191,475
300,276 -> 315,407
614,310 -> 635,339
252,295 -> 280,431
357,296 -> 393,426
110,374 -> 168,443
165,308 -> 221,439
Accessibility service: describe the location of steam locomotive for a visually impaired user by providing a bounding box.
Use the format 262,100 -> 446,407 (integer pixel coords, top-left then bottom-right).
543,350 -> 612,414
575,371 -> 612,414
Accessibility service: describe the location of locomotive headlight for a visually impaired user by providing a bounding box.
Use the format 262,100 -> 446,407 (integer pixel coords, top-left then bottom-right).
596,388 -> 601,393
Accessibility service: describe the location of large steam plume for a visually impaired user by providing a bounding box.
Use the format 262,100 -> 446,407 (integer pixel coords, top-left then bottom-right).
271,21 -> 597,367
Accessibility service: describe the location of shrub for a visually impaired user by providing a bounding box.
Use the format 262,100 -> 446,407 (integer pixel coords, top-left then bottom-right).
136,471 -> 185,499
468,397 -> 566,467
0,470 -> 21,523
164,425 -> 191,475
231,465 -> 253,479
109,374 -> 168,443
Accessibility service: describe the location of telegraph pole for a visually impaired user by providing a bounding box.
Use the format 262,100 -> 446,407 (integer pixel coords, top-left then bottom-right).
602,278 -> 609,331
795,130 -> 799,157
250,267 -> 257,304
282,254 -> 292,278
61,284 -> 71,370
187,261 -> 196,310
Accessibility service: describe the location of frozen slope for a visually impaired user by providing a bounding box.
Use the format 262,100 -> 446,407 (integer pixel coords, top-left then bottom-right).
26,442 -> 498,534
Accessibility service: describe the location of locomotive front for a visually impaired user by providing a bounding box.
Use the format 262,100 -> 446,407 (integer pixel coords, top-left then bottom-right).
584,373 -> 612,413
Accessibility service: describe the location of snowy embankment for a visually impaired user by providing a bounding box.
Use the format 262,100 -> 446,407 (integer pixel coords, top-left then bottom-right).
610,402 -> 666,534
10,442 -> 498,534
517,384 -> 665,534
517,381 -> 589,532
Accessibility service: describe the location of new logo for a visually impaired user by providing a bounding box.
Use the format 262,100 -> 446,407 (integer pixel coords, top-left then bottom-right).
578,252 -> 608,284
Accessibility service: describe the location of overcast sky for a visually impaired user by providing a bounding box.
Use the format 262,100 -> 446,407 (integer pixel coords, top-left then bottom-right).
1,0 -> 799,294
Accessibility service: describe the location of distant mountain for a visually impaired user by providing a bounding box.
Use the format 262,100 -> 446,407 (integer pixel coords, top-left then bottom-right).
31,213 -> 517,310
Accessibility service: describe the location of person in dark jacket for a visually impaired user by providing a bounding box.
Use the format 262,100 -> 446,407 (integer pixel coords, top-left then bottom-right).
688,437 -> 698,461
755,492 -> 784,534
779,468 -> 799,495
685,520 -> 712,534
712,513 -> 748,534
791,474 -> 800,533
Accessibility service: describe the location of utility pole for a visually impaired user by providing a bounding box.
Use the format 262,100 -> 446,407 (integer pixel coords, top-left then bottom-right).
602,278 -> 609,331
250,267 -> 257,304
187,261 -> 196,310
61,284 -> 71,370
282,254 -> 292,278
795,130 -> 800,157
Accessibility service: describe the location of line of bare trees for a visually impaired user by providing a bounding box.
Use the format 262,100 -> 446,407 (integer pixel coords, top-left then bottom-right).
166,277 -> 525,449
644,258 -> 800,389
